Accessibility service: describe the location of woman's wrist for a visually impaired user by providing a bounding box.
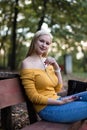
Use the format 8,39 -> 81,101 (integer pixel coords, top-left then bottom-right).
55,67 -> 61,73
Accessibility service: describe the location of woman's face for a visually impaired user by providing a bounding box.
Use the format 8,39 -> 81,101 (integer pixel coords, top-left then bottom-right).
34,35 -> 52,56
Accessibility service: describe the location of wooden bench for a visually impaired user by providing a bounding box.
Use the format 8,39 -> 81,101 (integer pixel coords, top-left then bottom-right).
0,74 -> 86,130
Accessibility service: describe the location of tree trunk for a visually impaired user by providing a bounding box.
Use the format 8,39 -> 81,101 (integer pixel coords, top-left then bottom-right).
37,0 -> 47,30
10,0 -> 19,70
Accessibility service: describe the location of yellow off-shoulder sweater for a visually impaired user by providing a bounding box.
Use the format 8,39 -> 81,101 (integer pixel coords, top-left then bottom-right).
20,65 -> 62,112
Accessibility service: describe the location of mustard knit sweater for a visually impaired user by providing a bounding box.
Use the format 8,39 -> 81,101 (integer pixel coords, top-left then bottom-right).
20,65 -> 62,112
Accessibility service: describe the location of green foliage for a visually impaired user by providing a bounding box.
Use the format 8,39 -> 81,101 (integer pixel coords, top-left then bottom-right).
0,0 -> 87,71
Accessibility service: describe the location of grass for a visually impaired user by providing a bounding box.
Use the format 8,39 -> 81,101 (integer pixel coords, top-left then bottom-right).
72,73 -> 87,79
63,72 -> 87,81
62,72 -> 87,89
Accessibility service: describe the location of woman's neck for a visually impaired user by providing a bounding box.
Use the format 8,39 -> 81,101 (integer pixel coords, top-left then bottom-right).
31,52 -> 42,59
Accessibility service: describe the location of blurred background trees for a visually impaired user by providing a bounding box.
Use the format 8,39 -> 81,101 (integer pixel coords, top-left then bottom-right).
0,0 -> 87,72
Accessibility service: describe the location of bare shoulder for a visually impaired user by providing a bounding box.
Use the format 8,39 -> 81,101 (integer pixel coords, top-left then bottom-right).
21,57 -> 32,69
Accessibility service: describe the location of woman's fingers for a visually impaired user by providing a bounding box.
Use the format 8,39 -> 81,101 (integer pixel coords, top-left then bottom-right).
44,57 -> 55,65
62,96 -> 79,104
44,57 -> 59,69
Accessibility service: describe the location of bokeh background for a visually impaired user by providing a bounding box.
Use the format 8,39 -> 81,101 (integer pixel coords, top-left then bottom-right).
0,0 -> 87,74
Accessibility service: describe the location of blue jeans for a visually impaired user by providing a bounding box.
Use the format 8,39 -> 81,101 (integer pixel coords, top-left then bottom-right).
38,91 -> 87,123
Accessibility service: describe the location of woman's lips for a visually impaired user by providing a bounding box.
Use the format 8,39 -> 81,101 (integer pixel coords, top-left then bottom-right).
40,47 -> 46,51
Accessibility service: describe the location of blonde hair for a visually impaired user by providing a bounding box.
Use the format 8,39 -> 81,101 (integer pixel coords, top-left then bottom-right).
26,29 -> 53,57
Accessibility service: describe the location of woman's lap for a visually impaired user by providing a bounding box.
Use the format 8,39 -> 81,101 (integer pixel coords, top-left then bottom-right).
38,91 -> 87,123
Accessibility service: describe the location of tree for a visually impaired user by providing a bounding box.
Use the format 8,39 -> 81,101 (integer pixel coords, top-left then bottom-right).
0,0 -> 87,71
10,0 -> 19,70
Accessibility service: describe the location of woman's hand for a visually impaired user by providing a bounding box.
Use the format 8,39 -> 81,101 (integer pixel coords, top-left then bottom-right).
44,57 -> 59,70
60,96 -> 79,105
44,56 -> 63,88
47,96 -> 78,105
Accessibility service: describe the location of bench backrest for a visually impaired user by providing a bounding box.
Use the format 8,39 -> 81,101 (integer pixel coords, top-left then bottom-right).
0,77 -> 24,108
0,75 -> 38,124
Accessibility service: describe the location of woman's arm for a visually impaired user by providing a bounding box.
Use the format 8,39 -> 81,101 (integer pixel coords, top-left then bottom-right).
44,57 -> 63,86
47,96 -> 78,105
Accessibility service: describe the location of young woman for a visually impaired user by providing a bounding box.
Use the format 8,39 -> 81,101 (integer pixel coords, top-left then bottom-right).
20,29 -> 87,123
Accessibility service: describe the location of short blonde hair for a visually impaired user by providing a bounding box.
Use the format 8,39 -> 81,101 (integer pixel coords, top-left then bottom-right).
26,29 -> 53,57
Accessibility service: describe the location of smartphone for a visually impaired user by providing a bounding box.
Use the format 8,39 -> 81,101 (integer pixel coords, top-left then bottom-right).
72,96 -> 82,100
72,96 -> 79,100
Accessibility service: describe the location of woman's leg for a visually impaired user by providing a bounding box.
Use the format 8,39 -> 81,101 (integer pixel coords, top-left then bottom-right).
39,101 -> 87,123
38,92 -> 87,123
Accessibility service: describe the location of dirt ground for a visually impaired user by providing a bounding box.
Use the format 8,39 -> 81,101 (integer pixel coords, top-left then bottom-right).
12,103 -> 29,130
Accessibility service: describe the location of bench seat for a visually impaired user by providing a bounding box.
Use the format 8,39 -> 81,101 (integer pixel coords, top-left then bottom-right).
21,120 -> 81,130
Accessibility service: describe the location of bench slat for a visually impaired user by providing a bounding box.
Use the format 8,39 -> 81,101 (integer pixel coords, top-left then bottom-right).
79,120 -> 87,130
21,121 -> 72,130
21,120 -> 82,130
0,78 -> 25,109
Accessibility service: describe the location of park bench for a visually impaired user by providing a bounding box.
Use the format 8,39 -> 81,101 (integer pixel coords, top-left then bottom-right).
0,73 -> 87,130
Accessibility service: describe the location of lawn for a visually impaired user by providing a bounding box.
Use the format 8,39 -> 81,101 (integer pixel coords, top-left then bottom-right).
62,72 -> 87,89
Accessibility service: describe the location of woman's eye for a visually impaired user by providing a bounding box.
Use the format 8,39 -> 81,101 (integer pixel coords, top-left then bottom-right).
40,40 -> 44,43
39,39 -> 50,45
46,42 -> 50,45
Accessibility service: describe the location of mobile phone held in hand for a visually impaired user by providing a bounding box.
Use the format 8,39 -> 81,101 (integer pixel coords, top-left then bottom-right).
72,96 -> 82,100
72,96 -> 79,100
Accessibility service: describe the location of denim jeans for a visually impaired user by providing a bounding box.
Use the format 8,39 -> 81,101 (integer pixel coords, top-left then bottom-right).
38,91 -> 87,123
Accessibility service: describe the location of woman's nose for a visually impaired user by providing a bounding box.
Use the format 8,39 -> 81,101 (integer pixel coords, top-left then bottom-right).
42,43 -> 46,47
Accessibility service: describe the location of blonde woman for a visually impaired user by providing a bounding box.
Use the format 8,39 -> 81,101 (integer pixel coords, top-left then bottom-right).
20,30 -> 87,123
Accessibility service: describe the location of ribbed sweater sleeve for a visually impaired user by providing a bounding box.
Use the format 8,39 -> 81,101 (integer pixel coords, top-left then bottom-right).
20,70 -> 48,105
55,83 -> 63,92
